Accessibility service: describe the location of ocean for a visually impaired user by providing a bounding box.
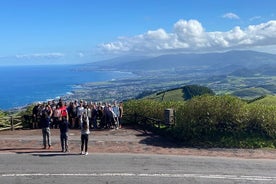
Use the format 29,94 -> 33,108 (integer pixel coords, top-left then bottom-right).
0,65 -> 134,110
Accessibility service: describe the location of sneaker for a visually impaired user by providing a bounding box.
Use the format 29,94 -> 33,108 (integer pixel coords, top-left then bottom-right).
80,151 -> 84,155
85,152 -> 88,155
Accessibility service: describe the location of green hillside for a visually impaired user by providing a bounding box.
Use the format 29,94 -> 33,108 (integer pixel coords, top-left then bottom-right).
231,87 -> 272,99
144,88 -> 185,101
250,95 -> 276,106
142,85 -> 215,101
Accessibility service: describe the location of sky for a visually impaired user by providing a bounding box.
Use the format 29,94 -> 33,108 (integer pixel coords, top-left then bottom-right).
0,0 -> 276,65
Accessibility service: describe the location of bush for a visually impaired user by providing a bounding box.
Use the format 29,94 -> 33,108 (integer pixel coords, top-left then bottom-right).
124,99 -> 183,121
245,104 -> 276,138
174,95 -> 247,141
182,85 -> 215,100
124,95 -> 276,148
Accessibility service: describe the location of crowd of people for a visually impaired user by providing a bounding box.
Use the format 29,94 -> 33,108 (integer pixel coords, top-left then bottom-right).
32,98 -> 124,130
32,98 -> 124,155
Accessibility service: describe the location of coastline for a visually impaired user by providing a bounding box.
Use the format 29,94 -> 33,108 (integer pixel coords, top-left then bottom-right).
0,66 -> 137,111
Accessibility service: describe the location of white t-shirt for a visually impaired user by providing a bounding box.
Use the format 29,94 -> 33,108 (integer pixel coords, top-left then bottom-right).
77,106 -> 84,117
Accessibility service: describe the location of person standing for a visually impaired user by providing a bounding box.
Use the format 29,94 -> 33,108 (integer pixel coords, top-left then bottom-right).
80,112 -> 90,155
59,117 -> 69,152
87,102 -> 93,129
41,104 -> 53,149
119,101 -> 124,128
32,103 -> 40,129
112,101 -> 120,129
52,104 -> 61,129
91,103 -> 98,129
76,100 -> 85,129
59,101 -> 68,121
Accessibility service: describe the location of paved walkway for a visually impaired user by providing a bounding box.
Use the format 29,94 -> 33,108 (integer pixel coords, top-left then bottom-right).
1,127 -> 276,159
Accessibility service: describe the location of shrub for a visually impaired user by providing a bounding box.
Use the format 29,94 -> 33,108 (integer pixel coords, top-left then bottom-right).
124,95 -> 276,148
245,104 -> 276,138
174,95 -> 247,141
124,100 -> 184,124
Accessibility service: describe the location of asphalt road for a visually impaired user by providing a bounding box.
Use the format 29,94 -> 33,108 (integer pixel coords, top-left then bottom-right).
1,153 -> 276,184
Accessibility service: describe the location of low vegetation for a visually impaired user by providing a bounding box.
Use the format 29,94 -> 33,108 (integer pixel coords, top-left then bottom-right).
0,106 -> 33,130
124,86 -> 276,149
142,85 -> 215,101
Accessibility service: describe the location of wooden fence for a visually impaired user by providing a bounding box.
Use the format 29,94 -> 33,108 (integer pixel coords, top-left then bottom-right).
0,116 -> 25,131
0,111 -> 175,132
123,113 -> 174,133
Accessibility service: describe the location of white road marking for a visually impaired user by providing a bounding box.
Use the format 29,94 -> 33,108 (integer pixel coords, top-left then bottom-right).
1,173 -> 276,181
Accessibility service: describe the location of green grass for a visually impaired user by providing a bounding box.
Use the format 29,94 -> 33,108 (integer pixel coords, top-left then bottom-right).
163,89 -> 184,101
231,87 -> 272,99
143,88 -> 185,101
142,85 -> 215,102
251,95 -> 276,106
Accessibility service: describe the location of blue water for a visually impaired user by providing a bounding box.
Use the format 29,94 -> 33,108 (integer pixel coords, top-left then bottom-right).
0,65 -> 133,110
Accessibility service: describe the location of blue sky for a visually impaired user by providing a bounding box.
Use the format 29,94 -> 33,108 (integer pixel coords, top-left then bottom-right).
0,0 -> 276,65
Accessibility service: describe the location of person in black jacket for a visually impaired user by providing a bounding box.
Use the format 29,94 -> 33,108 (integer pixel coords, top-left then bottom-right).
59,117 -> 69,152
41,104 -> 52,149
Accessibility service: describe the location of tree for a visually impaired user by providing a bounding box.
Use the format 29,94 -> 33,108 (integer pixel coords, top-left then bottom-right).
183,85 -> 215,100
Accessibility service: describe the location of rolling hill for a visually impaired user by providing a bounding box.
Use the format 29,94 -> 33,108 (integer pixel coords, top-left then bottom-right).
141,85 -> 215,101
250,95 -> 276,105
83,50 -> 276,73
68,50 -> 276,102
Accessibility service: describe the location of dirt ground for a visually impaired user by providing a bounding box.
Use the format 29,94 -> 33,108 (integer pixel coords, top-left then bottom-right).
1,127 -> 276,159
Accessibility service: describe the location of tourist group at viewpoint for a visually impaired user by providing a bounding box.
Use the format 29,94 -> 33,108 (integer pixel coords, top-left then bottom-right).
32,98 -> 124,155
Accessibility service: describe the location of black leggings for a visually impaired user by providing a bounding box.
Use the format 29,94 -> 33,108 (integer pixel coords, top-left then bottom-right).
81,134 -> 89,152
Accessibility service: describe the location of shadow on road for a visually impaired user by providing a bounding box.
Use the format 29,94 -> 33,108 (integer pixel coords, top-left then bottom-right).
0,147 -> 38,152
31,153 -> 80,157
135,128 -> 185,149
16,150 -> 80,157
0,147 -> 80,157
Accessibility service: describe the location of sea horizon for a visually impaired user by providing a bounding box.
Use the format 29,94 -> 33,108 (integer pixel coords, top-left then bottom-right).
0,65 -> 135,110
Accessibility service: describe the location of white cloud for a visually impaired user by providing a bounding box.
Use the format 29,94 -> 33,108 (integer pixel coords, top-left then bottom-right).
99,19 -> 276,56
0,52 -> 66,65
222,13 -> 240,19
250,16 -> 262,21
15,52 -> 65,59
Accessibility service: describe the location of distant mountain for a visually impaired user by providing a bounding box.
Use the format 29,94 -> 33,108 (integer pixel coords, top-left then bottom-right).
83,50 -> 276,72
66,50 -> 276,102
81,55 -> 150,70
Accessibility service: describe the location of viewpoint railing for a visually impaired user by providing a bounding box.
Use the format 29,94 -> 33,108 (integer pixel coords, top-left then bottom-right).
124,108 -> 175,128
0,115 -> 24,131
123,112 -> 175,133
1,108 -> 175,132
